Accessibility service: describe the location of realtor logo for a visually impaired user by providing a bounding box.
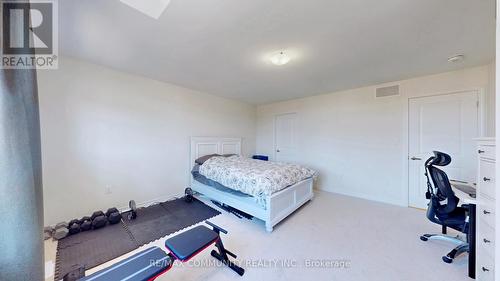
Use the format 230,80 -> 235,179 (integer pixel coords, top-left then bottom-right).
1,0 -> 58,69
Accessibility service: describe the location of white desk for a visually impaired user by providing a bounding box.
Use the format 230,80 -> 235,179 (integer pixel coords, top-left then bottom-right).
450,180 -> 477,279
450,180 -> 477,205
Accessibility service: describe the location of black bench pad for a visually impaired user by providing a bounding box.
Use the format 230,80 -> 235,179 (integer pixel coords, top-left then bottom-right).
165,225 -> 219,261
79,246 -> 170,281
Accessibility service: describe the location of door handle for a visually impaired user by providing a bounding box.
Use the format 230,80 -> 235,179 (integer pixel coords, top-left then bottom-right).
483,238 -> 491,243
483,210 -> 491,215
478,149 -> 485,154
483,177 -> 491,182
482,266 -> 490,272
410,157 -> 422,160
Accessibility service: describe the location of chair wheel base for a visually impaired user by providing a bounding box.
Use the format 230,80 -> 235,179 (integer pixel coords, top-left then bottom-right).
420,236 -> 429,241
442,256 -> 453,263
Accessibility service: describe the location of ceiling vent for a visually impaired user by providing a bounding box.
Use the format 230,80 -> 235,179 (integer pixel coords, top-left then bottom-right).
376,85 -> 400,98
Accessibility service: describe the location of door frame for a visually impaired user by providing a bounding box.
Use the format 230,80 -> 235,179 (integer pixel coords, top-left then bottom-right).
273,112 -> 297,161
403,88 -> 486,207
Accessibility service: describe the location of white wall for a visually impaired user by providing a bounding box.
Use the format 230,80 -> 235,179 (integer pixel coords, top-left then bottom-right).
488,61 -> 496,137
39,59 -> 495,224
256,65 -> 495,206
495,0 -> 499,267
38,57 -> 256,225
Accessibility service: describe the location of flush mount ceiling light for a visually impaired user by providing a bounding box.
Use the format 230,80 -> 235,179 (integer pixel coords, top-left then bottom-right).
119,0 -> 172,19
270,51 -> 291,66
447,54 -> 465,63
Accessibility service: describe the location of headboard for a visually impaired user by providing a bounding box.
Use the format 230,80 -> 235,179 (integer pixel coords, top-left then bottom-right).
189,137 -> 242,183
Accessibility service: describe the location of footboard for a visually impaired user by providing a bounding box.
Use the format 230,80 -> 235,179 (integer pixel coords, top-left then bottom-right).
265,178 -> 314,232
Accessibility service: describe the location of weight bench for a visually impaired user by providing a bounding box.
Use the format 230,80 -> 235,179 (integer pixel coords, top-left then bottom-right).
78,222 -> 244,281
78,246 -> 173,281
165,221 -> 245,276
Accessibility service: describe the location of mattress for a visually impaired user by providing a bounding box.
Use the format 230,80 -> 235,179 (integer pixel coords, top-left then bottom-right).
191,164 -> 252,198
198,155 -> 316,203
192,164 -> 268,208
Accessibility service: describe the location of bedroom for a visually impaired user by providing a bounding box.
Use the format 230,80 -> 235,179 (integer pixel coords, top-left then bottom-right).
0,0 -> 498,281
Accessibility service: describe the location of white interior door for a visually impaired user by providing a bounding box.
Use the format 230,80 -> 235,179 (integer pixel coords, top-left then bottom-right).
408,91 -> 480,209
275,113 -> 297,163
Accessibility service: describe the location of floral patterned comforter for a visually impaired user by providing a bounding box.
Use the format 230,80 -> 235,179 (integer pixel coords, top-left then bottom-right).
199,156 -> 316,201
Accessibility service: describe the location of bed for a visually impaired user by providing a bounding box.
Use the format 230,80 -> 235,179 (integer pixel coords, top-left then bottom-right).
189,137 -> 315,232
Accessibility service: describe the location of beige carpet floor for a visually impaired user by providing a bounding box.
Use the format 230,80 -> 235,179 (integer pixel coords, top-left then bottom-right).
44,191 -> 470,281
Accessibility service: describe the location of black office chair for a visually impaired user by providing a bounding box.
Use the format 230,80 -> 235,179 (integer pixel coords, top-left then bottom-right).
420,151 -> 469,263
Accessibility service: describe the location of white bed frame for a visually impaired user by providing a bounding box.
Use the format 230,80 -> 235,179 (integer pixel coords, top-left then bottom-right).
190,137 -> 314,232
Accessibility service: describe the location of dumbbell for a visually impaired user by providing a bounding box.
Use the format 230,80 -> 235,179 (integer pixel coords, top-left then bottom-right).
91,211 -> 107,229
44,226 -> 54,240
105,207 -> 119,217
55,222 -> 69,229
91,211 -> 105,221
105,207 -> 121,225
80,216 -> 92,232
79,216 -> 91,225
68,219 -> 81,235
185,188 -> 194,203
127,200 -> 137,220
53,222 -> 69,240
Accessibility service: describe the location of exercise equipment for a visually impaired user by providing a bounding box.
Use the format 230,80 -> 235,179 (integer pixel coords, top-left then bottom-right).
91,215 -> 107,229
197,221 -> 245,276
211,200 -> 253,220
69,222 -> 81,235
107,212 -> 121,224
79,246 -> 172,281
90,211 -> 105,221
90,210 -> 107,229
105,207 -> 121,224
54,223 -> 69,240
77,221 -> 244,280
79,216 -> 92,231
68,219 -> 82,235
105,207 -> 119,217
79,216 -> 91,225
80,220 -> 92,232
168,222 -> 244,275
185,187 -> 194,203
55,222 -> 69,229
44,226 -> 54,240
127,200 -> 137,220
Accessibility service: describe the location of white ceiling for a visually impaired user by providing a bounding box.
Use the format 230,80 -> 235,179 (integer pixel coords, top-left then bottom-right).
59,0 -> 495,105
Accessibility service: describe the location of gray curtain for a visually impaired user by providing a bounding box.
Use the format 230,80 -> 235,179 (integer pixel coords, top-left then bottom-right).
0,68 -> 44,281
0,28 -> 44,281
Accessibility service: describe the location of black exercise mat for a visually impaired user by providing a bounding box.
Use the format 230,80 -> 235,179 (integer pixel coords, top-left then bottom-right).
55,198 -> 220,280
124,198 -> 221,246
54,222 -> 136,280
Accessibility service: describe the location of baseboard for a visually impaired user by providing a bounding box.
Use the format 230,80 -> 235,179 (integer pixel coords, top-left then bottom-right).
116,192 -> 186,213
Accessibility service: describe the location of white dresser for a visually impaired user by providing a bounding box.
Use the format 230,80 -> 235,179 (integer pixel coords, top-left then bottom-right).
476,138 -> 496,281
